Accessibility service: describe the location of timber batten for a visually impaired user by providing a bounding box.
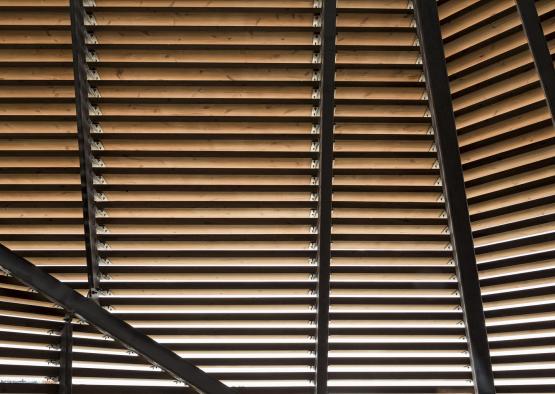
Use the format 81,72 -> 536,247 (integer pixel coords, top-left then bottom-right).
0,0 -> 553,393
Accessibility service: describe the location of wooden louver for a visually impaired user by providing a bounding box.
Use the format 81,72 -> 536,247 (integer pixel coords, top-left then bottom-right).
0,0 -> 553,393
442,0 -> 555,392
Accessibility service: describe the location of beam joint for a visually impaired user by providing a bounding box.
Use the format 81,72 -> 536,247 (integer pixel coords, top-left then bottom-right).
69,0 -> 101,297
0,244 -> 234,394
516,0 -> 555,125
315,0 -> 336,393
413,1 -> 496,393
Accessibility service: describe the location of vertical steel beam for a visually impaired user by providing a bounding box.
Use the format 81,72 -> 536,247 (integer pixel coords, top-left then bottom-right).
0,244 -> 234,394
69,0 -> 100,296
413,2 -> 496,394
58,314 -> 73,394
315,0 -> 336,393
516,0 -> 555,125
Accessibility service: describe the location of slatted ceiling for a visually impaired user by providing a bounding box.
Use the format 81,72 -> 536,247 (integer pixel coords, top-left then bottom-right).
437,0 -> 480,21
329,2 -> 474,393
0,278 -> 64,391
0,1 -> 553,393
0,2 -> 86,391
440,0 -> 515,39
446,13 -> 555,94
439,1 -> 555,392
63,0 -> 321,391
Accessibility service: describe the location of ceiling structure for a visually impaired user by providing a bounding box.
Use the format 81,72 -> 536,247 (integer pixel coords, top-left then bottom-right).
0,0 -> 554,393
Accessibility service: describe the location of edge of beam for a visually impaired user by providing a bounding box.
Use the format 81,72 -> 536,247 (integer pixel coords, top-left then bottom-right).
315,0 -> 337,393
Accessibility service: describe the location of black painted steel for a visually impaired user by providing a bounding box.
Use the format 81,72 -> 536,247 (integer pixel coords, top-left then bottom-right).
516,0 -> 555,125
315,0 -> 336,393
58,314 -> 73,394
0,244 -> 235,394
413,2 -> 496,394
69,0 -> 100,295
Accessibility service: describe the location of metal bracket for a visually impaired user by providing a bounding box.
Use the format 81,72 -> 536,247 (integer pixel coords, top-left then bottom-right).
313,15 -> 322,28
86,67 -> 100,81
98,257 -> 112,266
85,31 -> 98,45
312,52 -> 322,64
90,121 -> 103,133
311,107 -> 321,117
311,124 -> 320,134
93,175 -> 107,185
313,34 -> 322,46
94,192 -> 108,202
312,70 -> 321,82
311,141 -> 320,151
84,11 -> 97,26
95,208 -> 108,217
91,157 -> 105,167
88,86 -> 101,98
312,88 -> 321,99
86,49 -> 99,62
88,103 -> 102,116
90,140 -> 104,150
96,241 -> 111,251
96,225 -> 110,234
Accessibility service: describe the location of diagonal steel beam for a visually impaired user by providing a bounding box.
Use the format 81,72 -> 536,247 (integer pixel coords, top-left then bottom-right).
413,1 -> 496,393
69,0 -> 101,297
314,0 -> 336,393
0,244 -> 235,394
516,0 -> 555,126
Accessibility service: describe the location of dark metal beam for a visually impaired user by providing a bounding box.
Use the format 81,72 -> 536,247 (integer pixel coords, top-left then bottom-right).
69,0 -> 100,296
0,244 -> 235,394
315,0 -> 336,393
58,314 -> 73,394
413,2 -> 496,394
516,0 -> 555,125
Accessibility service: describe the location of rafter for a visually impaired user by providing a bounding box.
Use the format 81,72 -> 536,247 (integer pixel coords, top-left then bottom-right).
516,0 -> 555,125
69,0 -> 101,297
315,0 -> 336,393
413,1 -> 496,393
